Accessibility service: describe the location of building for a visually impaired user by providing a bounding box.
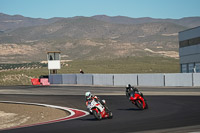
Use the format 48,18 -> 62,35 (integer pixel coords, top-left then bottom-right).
179,26 -> 200,73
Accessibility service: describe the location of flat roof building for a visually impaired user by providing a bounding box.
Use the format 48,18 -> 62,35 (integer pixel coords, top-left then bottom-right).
179,26 -> 200,73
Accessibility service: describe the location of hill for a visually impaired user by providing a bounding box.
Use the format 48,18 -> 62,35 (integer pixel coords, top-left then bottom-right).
0,13 -> 63,32
1,13 -> 200,63
92,15 -> 200,28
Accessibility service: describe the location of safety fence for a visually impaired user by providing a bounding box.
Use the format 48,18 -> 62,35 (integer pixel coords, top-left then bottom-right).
49,73 -> 200,87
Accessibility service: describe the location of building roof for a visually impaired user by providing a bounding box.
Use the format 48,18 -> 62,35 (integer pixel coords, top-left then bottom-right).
179,26 -> 200,33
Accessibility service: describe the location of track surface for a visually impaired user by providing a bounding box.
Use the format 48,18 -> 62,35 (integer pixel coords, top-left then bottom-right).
0,86 -> 200,133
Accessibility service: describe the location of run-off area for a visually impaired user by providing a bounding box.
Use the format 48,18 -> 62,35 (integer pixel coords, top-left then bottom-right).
0,102 -> 69,130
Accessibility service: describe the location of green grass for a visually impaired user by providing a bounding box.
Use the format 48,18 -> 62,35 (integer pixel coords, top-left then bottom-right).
59,56 -> 180,74
0,56 -> 180,85
0,68 -> 49,86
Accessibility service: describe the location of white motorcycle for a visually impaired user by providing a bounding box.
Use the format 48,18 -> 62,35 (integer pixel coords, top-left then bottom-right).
86,99 -> 113,120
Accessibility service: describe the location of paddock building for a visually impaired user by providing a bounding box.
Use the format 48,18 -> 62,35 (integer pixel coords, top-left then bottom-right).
179,26 -> 200,73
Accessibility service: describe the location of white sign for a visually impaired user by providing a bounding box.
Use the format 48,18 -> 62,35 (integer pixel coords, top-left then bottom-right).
48,60 -> 61,69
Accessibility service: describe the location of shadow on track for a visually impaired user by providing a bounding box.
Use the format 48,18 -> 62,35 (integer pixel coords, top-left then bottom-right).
117,108 -> 144,111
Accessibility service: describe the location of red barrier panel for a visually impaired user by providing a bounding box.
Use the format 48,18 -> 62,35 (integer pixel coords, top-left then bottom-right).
40,78 -> 50,86
31,78 -> 41,85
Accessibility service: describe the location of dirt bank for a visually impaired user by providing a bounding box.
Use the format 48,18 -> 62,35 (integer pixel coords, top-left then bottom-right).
0,103 -> 70,130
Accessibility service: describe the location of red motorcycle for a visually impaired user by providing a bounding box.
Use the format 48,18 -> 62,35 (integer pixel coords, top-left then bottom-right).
129,92 -> 148,110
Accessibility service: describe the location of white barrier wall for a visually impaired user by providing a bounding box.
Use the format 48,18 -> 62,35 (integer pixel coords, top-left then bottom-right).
193,73 -> 200,86
49,73 -> 200,87
77,74 -> 93,85
138,74 -> 164,86
114,74 -> 137,86
93,74 -> 114,86
165,73 -> 193,86
62,74 -> 77,84
49,74 -> 63,84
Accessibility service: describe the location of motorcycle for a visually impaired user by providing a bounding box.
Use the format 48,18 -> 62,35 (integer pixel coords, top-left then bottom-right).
86,99 -> 113,120
128,92 -> 148,110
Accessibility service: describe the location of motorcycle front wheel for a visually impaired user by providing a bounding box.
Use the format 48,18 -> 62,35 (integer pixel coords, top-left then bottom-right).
93,110 -> 102,120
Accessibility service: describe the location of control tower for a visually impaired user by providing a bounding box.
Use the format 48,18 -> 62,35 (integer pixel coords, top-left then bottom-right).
47,51 -> 61,74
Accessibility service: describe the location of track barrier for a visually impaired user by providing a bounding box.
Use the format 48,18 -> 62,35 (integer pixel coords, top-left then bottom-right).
49,73 -> 200,87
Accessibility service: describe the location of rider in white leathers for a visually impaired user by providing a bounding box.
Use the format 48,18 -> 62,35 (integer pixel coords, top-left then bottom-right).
85,92 -> 109,113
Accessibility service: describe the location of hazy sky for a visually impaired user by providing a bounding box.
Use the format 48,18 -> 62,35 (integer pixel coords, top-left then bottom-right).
1,0 -> 200,19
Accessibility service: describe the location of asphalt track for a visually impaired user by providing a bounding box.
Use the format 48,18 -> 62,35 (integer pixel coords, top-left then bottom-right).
0,86 -> 200,133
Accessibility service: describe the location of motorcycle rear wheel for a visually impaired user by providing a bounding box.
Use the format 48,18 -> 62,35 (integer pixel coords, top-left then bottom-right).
108,111 -> 113,119
136,100 -> 144,110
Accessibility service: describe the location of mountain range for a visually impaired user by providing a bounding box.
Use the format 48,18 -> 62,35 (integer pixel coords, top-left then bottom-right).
0,13 -> 200,63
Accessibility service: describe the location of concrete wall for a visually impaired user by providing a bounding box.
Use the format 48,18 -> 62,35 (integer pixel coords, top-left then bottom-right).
165,73 -> 193,86
114,74 -> 137,86
49,74 -> 63,84
77,74 -> 93,85
93,74 -> 114,86
62,74 -> 77,84
193,73 -> 200,86
138,74 -> 164,86
49,73 -> 200,87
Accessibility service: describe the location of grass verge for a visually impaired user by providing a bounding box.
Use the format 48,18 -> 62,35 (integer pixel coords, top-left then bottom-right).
0,56 -> 180,85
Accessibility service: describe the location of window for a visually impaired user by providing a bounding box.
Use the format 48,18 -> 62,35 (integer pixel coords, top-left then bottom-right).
55,53 -> 60,60
48,53 -> 54,60
188,63 -> 194,73
47,52 -> 60,60
179,37 -> 200,48
195,63 -> 200,73
181,64 -> 188,73
179,40 -> 189,48
189,37 -> 200,46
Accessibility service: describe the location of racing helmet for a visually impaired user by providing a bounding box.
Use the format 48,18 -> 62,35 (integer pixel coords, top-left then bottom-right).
85,92 -> 92,100
102,99 -> 106,104
126,84 -> 131,88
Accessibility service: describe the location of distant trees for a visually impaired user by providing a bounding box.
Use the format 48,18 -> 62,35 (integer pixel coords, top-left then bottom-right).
0,62 -> 47,70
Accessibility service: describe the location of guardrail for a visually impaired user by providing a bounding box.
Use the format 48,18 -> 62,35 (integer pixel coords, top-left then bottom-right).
49,73 -> 200,87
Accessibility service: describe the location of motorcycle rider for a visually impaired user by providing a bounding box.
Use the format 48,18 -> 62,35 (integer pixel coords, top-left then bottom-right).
85,92 -> 109,113
85,91 -> 99,105
126,84 -> 144,99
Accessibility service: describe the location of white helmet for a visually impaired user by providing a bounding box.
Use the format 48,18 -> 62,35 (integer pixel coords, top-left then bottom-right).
85,92 -> 92,100
102,99 -> 106,104
126,84 -> 131,88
